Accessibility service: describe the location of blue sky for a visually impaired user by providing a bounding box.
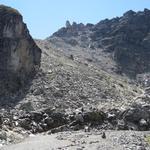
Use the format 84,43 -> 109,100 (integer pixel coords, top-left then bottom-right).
1,0 -> 150,39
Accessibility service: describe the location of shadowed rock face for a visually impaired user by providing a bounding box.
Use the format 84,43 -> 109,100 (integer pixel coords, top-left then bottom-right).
0,5 -> 41,95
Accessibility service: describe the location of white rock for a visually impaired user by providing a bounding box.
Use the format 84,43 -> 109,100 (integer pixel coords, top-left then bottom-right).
139,119 -> 147,126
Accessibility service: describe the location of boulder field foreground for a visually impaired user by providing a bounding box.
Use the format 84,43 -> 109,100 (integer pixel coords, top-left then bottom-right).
0,5 -> 150,150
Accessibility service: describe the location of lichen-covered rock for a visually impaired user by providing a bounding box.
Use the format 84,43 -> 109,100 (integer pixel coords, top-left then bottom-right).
0,5 -> 41,94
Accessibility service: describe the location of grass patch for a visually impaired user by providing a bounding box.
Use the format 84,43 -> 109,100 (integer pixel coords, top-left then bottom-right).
145,136 -> 150,144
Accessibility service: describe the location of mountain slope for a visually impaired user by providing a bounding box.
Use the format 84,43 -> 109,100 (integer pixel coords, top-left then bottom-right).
46,9 -> 150,78
0,5 -> 140,112
34,40 -> 141,112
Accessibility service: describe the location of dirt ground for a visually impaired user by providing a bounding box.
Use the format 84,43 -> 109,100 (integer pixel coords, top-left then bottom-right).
1,130 -> 150,150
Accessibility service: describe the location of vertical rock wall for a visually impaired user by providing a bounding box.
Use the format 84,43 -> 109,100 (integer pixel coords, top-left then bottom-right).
0,5 -> 41,94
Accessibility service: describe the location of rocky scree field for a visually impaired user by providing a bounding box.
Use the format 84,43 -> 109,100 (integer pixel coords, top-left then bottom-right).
0,5 -> 150,150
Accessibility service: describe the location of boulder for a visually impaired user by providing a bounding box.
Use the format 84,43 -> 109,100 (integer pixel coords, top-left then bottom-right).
123,104 -> 150,123
0,130 -> 7,140
66,20 -> 71,28
18,118 -> 32,130
30,111 -> 43,122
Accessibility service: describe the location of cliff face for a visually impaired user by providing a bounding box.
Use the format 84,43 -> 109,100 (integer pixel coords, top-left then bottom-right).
0,5 -> 41,94
48,9 -> 150,78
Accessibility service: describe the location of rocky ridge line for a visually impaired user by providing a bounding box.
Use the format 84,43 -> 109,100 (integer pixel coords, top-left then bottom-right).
47,9 -> 150,78
0,5 -> 41,96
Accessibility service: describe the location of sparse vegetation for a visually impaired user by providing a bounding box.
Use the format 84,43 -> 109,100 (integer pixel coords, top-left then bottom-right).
145,136 -> 150,144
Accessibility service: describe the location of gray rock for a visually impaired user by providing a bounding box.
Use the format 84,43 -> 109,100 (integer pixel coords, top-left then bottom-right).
66,20 -> 71,28
139,119 -> 147,126
18,118 -> 31,130
0,5 -> 41,95
44,117 -> 54,126
30,111 -> 43,122
0,130 -> 7,140
123,106 -> 150,123
117,120 -> 126,130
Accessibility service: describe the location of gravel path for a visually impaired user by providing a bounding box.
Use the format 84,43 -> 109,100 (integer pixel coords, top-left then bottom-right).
1,130 -> 150,150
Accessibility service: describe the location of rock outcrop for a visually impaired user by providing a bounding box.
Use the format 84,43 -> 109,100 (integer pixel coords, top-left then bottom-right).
0,5 -> 41,94
48,9 -> 150,78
